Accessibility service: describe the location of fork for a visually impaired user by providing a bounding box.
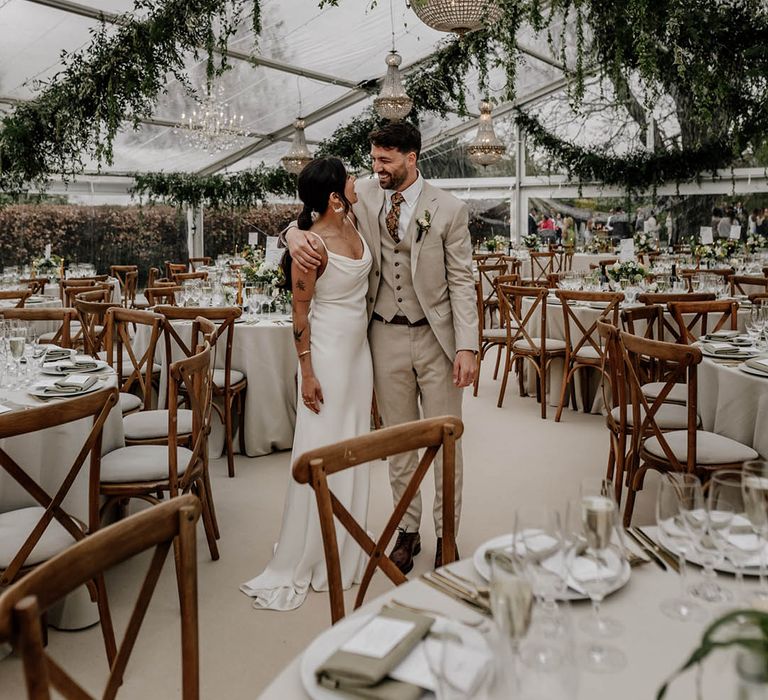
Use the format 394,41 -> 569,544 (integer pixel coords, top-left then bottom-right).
386,599 -> 486,629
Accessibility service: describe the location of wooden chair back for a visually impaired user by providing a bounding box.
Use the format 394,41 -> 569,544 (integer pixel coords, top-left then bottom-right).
110,265 -> 138,308
63,282 -> 112,308
293,416 -> 463,623
145,286 -> 182,306
0,307 -> 76,348
0,290 -> 33,308
619,331 -> 700,473
173,271 -> 208,284
477,263 -> 506,306
597,321 -> 625,413
500,256 -> 522,276
189,257 -> 212,272
20,278 -> 49,295
558,249 -> 574,272
667,300 -> 738,344
730,275 -> 768,297
105,308 -> 163,411
0,387 -> 118,586
0,494 -> 201,700
750,293 -> 768,305
497,284 -> 548,353
620,304 -> 666,383
680,268 -> 733,292
73,296 -> 120,356
637,292 -> 716,305
147,267 -> 162,289
529,251 -> 555,281
165,262 -> 188,279
555,290 -> 624,361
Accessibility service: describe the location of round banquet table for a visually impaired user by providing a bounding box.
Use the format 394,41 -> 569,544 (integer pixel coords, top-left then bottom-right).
0,372 -> 125,629
698,355 -> 768,458
257,551 -> 745,700
43,277 -> 122,305
517,253 -> 617,279
0,295 -> 63,336
516,298 -> 751,413
133,314 -> 297,457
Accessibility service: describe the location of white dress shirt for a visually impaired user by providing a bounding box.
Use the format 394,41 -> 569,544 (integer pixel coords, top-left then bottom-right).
382,172 -> 424,242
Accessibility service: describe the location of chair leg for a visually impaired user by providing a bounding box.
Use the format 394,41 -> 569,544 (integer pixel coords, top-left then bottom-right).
623,466 -> 647,528
555,363 -> 573,423
238,392 -> 246,457
540,362 -> 547,420
473,350 -> 482,397
517,358 -> 525,397
497,349 -> 512,408
492,345 -> 503,380
203,464 -> 220,540
195,479 -> 220,560
224,395 -> 235,478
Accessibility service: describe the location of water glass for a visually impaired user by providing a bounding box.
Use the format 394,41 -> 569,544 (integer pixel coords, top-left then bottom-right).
424,620 -> 491,700
742,461 -> 768,601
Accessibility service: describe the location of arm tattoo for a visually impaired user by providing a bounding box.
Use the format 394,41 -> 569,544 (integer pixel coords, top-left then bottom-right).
296,279 -> 306,292
293,327 -> 305,344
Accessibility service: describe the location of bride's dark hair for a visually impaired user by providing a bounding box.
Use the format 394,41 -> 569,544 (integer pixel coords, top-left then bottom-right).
280,157 -> 351,288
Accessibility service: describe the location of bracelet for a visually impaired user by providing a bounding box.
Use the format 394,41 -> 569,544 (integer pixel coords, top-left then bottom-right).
298,350 -> 311,358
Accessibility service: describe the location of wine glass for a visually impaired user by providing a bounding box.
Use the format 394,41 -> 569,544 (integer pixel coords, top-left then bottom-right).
423,619 -> 490,700
8,324 -> 27,388
742,461 -> 768,601
656,473 -> 706,621
564,498 -> 627,673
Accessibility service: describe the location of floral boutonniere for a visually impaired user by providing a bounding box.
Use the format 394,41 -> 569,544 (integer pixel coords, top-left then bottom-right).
416,210 -> 432,243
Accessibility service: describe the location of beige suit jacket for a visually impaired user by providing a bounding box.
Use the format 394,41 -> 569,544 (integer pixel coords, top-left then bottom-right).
353,178 -> 479,360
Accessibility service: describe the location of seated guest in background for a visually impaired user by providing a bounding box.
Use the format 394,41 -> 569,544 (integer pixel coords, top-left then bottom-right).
539,212 -> 556,244
528,208 -> 539,238
562,216 -> 576,247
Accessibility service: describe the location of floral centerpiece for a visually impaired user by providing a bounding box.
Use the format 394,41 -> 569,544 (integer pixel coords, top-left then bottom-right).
633,230 -> 656,253
746,232 -> 767,254
240,245 -> 289,312
484,235 -> 509,253
32,253 -> 63,280
521,233 -> 540,250
606,260 -> 647,283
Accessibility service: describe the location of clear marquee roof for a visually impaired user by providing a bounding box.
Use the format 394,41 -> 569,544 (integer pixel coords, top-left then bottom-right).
0,0 -> 572,182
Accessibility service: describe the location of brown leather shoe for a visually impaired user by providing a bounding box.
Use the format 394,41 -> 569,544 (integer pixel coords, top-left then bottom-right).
389,531 -> 421,575
434,538 -> 459,570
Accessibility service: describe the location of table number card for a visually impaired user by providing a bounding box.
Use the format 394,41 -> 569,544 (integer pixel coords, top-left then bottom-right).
700,226 -> 714,244
248,231 -> 260,246
619,238 -> 635,262
730,224 -> 742,240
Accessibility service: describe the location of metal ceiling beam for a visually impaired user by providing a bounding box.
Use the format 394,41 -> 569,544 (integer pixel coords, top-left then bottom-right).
22,0 -> 359,89
515,41 -> 566,72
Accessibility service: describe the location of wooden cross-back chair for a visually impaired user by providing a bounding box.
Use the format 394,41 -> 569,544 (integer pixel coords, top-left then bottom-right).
165,262 -> 188,279
496,284 -> 566,417
667,299 -> 738,344
145,285 -> 182,306
188,256 -> 212,272
0,387 -> 119,663
680,268 -> 733,292
501,255 -> 522,276
554,290 -> 624,422
0,494 -> 201,700
155,305 -> 246,478
173,271 -> 208,284
74,293 -> 120,357
557,249 -> 574,272
730,275 -> 768,297
473,277 -> 518,397
20,278 -> 49,295
0,289 -> 33,308
588,259 -> 618,276
63,282 -> 112,308
105,307 -> 163,415
293,415 -> 462,624
476,263 -> 506,328
528,251 -> 556,282
0,307 -> 76,348
100,343 -> 219,560
636,292 -> 716,344
620,304 -> 667,385
619,331 -> 758,525
109,265 -> 138,308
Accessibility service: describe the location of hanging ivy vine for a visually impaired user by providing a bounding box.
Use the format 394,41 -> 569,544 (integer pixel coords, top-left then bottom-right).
0,0 -> 259,191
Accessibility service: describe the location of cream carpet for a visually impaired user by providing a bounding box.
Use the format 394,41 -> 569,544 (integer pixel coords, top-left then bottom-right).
0,361 -> 659,698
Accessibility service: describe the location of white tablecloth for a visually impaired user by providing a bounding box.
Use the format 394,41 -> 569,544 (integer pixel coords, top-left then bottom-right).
0,373 -> 125,628
44,278 -> 122,305
134,316 -> 297,457
258,553 -> 744,700
519,253 -> 617,279
0,296 -> 63,336
698,357 -> 768,459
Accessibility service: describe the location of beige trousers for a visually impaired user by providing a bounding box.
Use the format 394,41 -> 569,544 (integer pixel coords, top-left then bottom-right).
369,320 -> 464,537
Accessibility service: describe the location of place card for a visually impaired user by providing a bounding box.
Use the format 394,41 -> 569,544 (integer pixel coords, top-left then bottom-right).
700,226 -> 714,244
730,224 -> 742,240
619,238 -> 635,262
339,616 -> 416,659
248,231 -> 260,245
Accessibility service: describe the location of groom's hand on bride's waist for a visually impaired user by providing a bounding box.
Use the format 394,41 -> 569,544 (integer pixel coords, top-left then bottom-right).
286,225 -> 323,274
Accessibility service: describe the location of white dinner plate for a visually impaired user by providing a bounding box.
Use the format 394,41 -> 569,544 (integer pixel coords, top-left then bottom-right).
738,363 -> 768,379
41,358 -> 110,375
27,376 -> 109,399
472,534 -> 631,601
299,611 -> 491,700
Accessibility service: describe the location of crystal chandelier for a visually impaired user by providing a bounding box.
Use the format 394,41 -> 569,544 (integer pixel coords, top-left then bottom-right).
281,118 -> 313,174
374,51 -> 413,121
176,85 -> 246,154
466,101 -> 506,167
409,0 -> 501,34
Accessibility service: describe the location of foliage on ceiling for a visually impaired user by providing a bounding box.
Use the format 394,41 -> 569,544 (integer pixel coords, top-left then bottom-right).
1,0 -> 767,199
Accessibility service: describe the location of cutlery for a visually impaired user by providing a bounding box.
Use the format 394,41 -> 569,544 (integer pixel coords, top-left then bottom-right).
625,528 -> 667,571
420,573 -> 491,615
433,570 -> 490,603
632,527 -> 680,573
386,599 -> 486,629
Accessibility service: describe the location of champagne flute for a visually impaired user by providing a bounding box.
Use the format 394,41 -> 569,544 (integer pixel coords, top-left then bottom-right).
8,325 -> 27,388
656,473 -> 706,621
564,498 -> 627,673
742,461 -> 768,601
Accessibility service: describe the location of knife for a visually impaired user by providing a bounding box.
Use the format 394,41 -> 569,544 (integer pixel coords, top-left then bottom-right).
624,528 -> 667,571
633,527 -> 680,573
420,573 -> 491,615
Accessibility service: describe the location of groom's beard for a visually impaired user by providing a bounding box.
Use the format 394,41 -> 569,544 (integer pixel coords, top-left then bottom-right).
377,167 -> 407,191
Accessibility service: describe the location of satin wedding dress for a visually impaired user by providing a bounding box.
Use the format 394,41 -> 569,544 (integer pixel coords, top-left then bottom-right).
240,226 -> 372,611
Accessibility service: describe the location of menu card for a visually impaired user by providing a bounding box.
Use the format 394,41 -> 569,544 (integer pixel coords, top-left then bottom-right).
619,238 -> 635,262
248,231 -> 260,245
700,226 -> 714,244
730,224 -> 742,240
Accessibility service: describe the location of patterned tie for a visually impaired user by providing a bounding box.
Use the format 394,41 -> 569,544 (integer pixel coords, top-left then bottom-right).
386,192 -> 404,244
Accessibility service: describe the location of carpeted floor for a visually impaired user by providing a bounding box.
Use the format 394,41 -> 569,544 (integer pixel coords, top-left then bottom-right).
0,360 -> 660,698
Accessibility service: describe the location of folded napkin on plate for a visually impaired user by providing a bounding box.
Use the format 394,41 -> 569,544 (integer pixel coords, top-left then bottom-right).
703,342 -> 745,355
316,607 -> 434,700
704,330 -> 740,340
48,358 -> 99,372
39,375 -> 97,395
43,348 -> 71,362
745,358 -> 768,374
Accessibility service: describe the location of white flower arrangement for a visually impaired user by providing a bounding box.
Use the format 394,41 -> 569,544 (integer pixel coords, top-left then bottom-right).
607,261 -> 647,283
485,234 -> 509,252
521,233 -> 540,250
633,231 -> 655,253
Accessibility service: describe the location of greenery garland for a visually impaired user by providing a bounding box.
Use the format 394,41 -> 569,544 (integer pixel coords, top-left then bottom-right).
0,0 -> 259,191
131,166 -> 296,209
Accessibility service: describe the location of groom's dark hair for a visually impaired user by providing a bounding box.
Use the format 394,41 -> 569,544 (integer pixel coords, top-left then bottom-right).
368,121 -> 421,158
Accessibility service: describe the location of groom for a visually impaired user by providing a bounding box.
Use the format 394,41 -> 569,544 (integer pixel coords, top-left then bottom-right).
286,121 -> 478,573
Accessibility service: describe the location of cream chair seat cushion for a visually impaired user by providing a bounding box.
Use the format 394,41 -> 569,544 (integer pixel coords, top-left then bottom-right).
610,404 -> 701,430
119,392 -> 143,414
0,507 -> 77,568
512,337 -> 567,352
641,382 -> 688,405
644,430 -> 759,465
123,409 -> 194,440
212,368 -> 245,387
101,445 -> 193,482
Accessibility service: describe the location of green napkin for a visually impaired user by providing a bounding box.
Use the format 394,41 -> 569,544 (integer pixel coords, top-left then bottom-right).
745,358 -> 768,375
41,375 -> 97,395
43,348 -> 71,362
703,342 -> 742,355
316,607 -> 434,700
704,330 -> 740,340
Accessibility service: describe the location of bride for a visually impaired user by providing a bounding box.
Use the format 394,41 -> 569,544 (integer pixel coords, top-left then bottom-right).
240,157 -> 372,610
